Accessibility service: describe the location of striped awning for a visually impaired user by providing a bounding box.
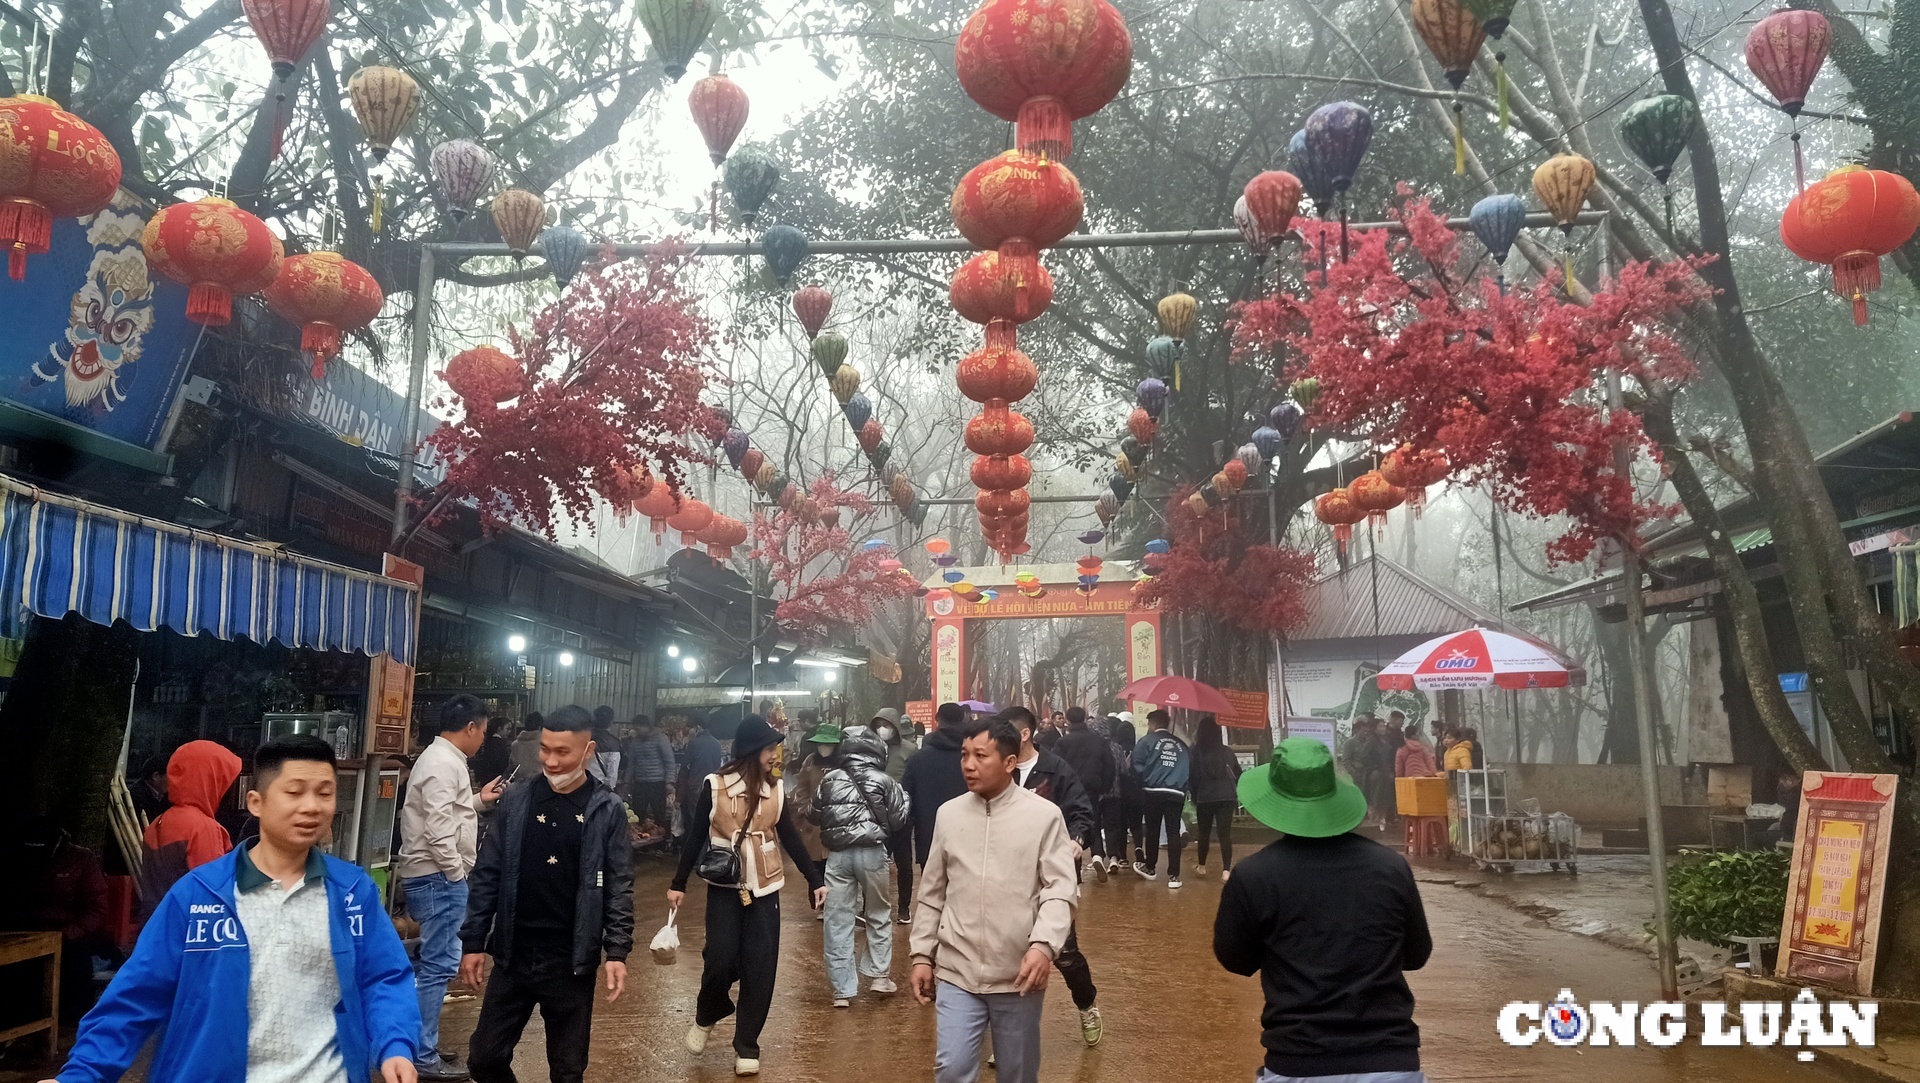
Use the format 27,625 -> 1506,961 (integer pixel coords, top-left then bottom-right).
0,474 -> 417,664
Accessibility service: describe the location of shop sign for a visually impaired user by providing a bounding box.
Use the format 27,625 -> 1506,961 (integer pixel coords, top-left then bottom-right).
299,355 -> 443,480
0,190 -> 200,451
365,652 -> 415,755
1777,772 -> 1899,994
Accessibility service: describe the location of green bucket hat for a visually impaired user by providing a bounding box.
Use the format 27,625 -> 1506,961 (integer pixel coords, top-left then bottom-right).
1237,737 -> 1369,837
807,721 -> 844,746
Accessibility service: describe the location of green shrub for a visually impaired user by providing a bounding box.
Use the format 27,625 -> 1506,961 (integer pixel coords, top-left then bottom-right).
1662,848 -> 1791,946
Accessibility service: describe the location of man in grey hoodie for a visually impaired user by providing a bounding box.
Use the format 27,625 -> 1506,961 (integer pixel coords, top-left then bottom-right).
809,725 -> 912,1006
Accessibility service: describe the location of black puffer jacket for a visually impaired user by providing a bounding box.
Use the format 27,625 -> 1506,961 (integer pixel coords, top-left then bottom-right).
808,726 -> 912,850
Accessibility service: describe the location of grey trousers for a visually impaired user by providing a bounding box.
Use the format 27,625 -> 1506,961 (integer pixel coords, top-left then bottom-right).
934,980 -> 1045,1083
823,844 -> 893,998
1255,1070 -> 1427,1083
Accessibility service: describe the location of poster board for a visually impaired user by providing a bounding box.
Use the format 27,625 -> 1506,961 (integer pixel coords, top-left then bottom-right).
1775,771 -> 1899,994
1285,716 -> 1339,760
904,700 -> 935,730
365,653 -> 415,756
1217,688 -> 1270,730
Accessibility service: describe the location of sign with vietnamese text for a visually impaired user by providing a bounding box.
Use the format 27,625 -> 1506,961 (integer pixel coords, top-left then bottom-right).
1218,688 -> 1270,730
904,700 -> 935,730
1777,771 -> 1898,994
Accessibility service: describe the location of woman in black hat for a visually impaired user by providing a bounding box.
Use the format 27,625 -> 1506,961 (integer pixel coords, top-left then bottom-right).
668,715 -> 826,1077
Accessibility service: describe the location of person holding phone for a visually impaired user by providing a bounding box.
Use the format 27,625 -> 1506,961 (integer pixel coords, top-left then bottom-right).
668,715 -> 826,1077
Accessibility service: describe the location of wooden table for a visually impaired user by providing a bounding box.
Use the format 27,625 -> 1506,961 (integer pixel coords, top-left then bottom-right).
0,931 -> 61,1060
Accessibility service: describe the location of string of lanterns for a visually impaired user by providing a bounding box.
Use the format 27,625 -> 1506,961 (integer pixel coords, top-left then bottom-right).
790,283 -> 926,523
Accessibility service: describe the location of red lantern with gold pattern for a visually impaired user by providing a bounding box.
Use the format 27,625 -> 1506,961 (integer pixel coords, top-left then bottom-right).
634,483 -> 681,541
965,406 -> 1035,457
702,514 -> 749,561
971,454 -> 1033,490
1128,407 -> 1158,446
443,345 -> 525,405
0,95 -> 122,281
956,341 -> 1039,405
1380,444 -> 1449,516
141,197 -> 284,325
1314,487 -> 1363,552
951,251 -> 1054,328
951,151 -> 1084,259
954,0 -> 1133,160
263,251 -> 384,378
1349,470 -> 1406,533
668,497 -> 714,545
1781,165 -> 1920,326
689,73 -> 749,165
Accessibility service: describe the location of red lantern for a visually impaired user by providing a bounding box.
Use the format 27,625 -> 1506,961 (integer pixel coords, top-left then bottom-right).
1781,166 -> 1920,326
951,251 -> 1054,327
886,475 -> 914,510
1242,171 -> 1303,246
739,447 -> 766,480
1128,407 -> 1157,446
951,151 -> 1084,260
976,488 -> 1032,518
965,406 -> 1035,457
0,96 -> 122,281
956,342 -> 1039,406
972,453 -> 1033,490
443,345 -> 525,405
1745,8 -> 1830,118
1349,470 -> 1406,533
1380,445 -> 1449,516
954,0 -> 1133,160
263,252 -> 384,378
141,197 -> 284,325
702,514 -> 749,561
792,283 -> 832,339
858,418 -> 885,452
669,498 -> 714,545
242,0 -> 331,82
1222,458 -> 1249,492
689,74 -> 749,165
1314,487 -> 1364,552
635,483 -> 681,541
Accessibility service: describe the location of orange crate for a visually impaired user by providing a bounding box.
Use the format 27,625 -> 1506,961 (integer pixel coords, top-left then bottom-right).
1396,776 -> 1448,817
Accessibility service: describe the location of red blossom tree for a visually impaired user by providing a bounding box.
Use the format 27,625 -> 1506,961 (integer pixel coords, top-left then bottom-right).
1232,190 -> 1716,565
1134,487 -> 1318,636
422,247 -> 723,537
751,476 -> 921,645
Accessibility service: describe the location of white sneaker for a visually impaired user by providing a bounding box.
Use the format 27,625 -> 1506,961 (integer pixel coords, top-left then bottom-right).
1092,857 -> 1108,883
1168,877 -> 1184,889
1133,862 -> 1157,880
1221,869 -> 1231,883
686,1024 -> 712,1054
735,1058 -> 760,1076
871,977 -> 898,995
833,998 -> 851,1008
1194,865 -> 1207,877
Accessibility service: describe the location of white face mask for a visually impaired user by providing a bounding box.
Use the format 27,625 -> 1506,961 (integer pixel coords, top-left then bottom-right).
876,727 -> 895,742
545,764 -> 588,791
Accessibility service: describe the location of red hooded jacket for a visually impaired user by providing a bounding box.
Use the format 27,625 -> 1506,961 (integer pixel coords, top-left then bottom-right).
140,740 -> 241,908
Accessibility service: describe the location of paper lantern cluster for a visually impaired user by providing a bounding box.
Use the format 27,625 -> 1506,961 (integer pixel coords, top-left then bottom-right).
948,0 -> 1132,560
796,291 -> 924,523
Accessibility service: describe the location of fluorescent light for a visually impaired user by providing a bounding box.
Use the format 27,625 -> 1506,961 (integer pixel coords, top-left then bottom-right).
823,669 -> 838,682
507,634 -> 528,653
667,644 -> 681,658
790,657 -> 843,668
558,651 -> 575,667
681,656 -> 699,673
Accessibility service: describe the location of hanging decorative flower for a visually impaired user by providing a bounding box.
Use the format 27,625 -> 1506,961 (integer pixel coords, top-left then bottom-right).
951,251 -> 1055,328
141,197 -> 285,325
636,0 -> 717,81
347,65 -> 419,162
1780,165 -> 1920,326
761,224 -> 808,284
430,139 -> 494,220
491,188 -> 546,258
830,363 -> 861,403
1157,287 -> 1197,341
723,147 -> 780,226
792,283 -> 833,339
263,251 -> 384,378
1314,487 -> 1363,552
964,406 -> 1035,456
953,0 -> 1133,160
543,225 -> 590,287
443,344 -> 525,405
689,73 -> 750,165
811,331 -> 848,374
956,341 -> 1039,405
241,0 -> 331,84
0,96 -> 122,281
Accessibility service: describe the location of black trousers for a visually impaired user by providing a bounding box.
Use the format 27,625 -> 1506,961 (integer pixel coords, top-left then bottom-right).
1054,923 -> 1098,1010
1194,800 -> 1235,870
888,825 -> 914,908
696,886 -> 783,1057
633,780 -> 670,827
1142,792 -> 1185,876
468,951 -> 598,1083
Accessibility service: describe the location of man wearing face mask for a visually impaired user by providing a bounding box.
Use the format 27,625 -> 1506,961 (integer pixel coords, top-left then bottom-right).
460,706 -> 634,1083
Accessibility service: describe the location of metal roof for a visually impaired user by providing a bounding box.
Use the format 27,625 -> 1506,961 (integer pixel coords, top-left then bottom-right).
1292,554 -> 1508,642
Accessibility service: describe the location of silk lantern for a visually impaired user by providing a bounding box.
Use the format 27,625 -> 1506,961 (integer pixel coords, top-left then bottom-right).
0,96 -> 122,281
1222,459 -> 1249,492
542,225 -> 590,288
1780,165 -> 1920,326
1128,407 -> 1157,445
792,283 -> 833,339
689,73 -> 749,165
1532,153 -> 1595,283
860,419 -> 885,453
830,364 -> 861,403
1095,492 -> 1119,525
954,0 -> 1133,160
492,188 -> 546,258
1746,8 -> 1830,189
1288,128 -> 1336,219
1270,401 -> 1303,440
843,392 -> 873,430
722,429 -> 749,468
637,0 -> 717,81
1304,102 -> 1373,258
956,341 -> 1039,405
762,225 -> 808,284
1236,444 -> 1263,475
1157,288 -> 1197,341
443,344 -> 525,405
1136,377 -> 1168,419
430,139 -> 493,220
347,66 -> 418,162
264,252 -> 384,378
724,147 -> 779,226
1250,425 -> 1284,460
141,197 -> 284,325
1469,193 -> 1526,292
1411,0 -> 1485,173
1460,0 -> 1518,127
811,331 -> 848,374
1618,94 -> 1698,233
739,448 -> 766,481
1234,196 -> 1268,263
1242,171 -> 1304,251
242,0 -> 330,85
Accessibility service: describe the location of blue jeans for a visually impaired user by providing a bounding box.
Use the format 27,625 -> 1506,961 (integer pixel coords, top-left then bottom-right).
934,980 -> 1045,1083
823,844 -> 892,998
405,872 -> 469,1066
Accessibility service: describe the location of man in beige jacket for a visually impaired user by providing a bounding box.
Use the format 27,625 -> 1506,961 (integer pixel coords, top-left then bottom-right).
909,716 -> 1078,1083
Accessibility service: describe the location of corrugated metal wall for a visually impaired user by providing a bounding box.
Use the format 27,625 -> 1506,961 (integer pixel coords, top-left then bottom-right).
528,648 -> 656,722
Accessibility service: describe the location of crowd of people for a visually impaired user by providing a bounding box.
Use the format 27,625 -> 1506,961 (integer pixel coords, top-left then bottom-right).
1337,710 -> 1483,832
41,696 -> 1439,1083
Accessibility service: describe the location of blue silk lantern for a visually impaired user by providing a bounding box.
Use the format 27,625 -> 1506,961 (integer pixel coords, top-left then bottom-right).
842,392 -> 872,430
1469,193 -> 1527,292
1109,475 -> 1135,500
1288,128 -> 1337,219
1304,102 -> 1374,259
1251,425 -> 1285,459
1136,377 -> 1168,419
761,224 -> 808,285
542,225 -> 589,287
1146,335 -> 1180,374
1270,401 -> 1303,440
723,428 -> 749,468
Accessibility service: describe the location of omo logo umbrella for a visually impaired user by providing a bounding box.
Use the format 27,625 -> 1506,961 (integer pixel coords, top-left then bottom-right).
1375,628 -> 1584,692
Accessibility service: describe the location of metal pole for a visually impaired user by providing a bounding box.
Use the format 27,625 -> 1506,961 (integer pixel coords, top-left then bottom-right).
391,245 -> 437,544
1267,458 -> 1286,746
1600,228 -> 1678,1000
748,562 -> 758,713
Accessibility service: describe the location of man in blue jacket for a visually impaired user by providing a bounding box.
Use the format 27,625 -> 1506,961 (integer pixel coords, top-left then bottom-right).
1131,709 -> 1192,888
47,735 -> 420,1083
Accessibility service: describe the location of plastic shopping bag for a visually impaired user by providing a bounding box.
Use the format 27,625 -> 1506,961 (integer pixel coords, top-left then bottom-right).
650,908 -> 680,966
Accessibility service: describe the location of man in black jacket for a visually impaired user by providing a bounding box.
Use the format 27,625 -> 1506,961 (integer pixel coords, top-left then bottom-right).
1053,707 -> 1116,877
1214,738 -> 1432,1082
901,702 -> 969,867
459,705 -> 634,1083
1001,705 -> 1103,1048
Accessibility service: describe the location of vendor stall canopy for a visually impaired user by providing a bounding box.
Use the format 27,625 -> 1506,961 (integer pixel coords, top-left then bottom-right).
0,473 -> 417,664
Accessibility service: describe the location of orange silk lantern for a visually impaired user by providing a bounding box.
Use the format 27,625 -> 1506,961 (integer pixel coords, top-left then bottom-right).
964,407 -> 1035,457
141,197 -> 284,325
1532,153 -> 1596,233
1412,0 -> 1485,173
1780,165 -> 1920,326
443,344 -> 525,405
689,73 -> 749,165
668,497 -> 714,545
954,0 -> 1132,160
1314,487 -> 1363,552
956,341 -> 1040,406
890,474 -> 917,509
1128,407 -> 1158,445
951,251 -> 1055,330
739,447 -> 766,480
264,252 -> 384,378
971,454 -> 1033,491
1222,458 -> 1249,492
1240,171 -> 1303,248
0,95 -> 122,280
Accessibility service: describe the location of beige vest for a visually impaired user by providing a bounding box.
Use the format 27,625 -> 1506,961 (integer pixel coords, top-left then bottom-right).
709,772 -> 787,897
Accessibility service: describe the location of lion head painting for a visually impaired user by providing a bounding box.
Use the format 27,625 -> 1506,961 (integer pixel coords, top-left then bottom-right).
33,190 -> 155,411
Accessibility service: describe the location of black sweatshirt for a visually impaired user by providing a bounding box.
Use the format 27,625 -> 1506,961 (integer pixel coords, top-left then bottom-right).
670,782 -> 824,894
1213,832 -> 1433,1077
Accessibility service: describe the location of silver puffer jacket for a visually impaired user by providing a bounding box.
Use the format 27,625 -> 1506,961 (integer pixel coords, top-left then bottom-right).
809,726 -> 913,850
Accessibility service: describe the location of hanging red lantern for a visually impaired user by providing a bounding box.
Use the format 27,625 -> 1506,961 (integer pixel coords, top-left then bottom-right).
964,406 -> 1035,457
1241,171 -> 1303,247
242,0 -> 331,83
1314,487 -> 1364,553
1781,166 -> 1920,326
951,251 -> 1055,328
739,447 -> 766,480
956,341 -> 1040,406
668,497 -> 714,545
971,453 -> 1033,491
1222,458 -> 1249,492
951,150 -> 1084,263
1380,445 -> 1450,516
858,418 -> 885,452
689,73 -> 749,165
890,474 -> 918,509
954,0 -> 1133,160
1349,470 -> 1407,533
443,345 -> 525,405
792,283 -> 832,339
263,251 -> 384,378
1128,407 -> 1158,445
635,483 -> 681,541
795,495 -> 821,525
0,96 -> 123,282
142,197 -> 285,325
1745,9 -> 1830,119
976,488 -> 1032,519
701,514 -> 749,561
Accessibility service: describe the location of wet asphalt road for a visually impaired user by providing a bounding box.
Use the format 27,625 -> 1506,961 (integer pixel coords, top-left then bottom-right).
438,850 -> 1858,1083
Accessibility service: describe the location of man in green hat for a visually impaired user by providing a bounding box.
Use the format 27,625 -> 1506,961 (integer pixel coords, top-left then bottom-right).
1213,738 -> 1432,1083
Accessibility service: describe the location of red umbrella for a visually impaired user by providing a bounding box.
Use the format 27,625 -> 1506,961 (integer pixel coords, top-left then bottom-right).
1116,675 -> 1232,714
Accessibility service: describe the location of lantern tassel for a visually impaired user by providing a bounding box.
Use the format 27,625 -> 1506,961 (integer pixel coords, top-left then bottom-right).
371,175 -> 385,234
1791,128 -> 1806,193
185,283 -> 234,326
1339,198 -> 1350,263
1662,187 -> 1674,238
1496,54 -> 1510,131
709,180 -> 718,232
1855,293 -> 1869,326
1453,102 -> 1466,176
